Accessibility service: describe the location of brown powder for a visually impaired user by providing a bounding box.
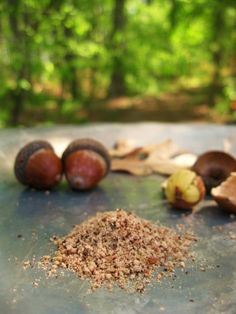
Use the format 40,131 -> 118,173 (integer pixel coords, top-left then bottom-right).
43,209 -> 197,292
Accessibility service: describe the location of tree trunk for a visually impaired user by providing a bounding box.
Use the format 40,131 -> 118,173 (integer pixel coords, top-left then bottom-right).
208,3 -> 225,107
8,1 -> 24,125
169,0 -> 179,31
145,0 -> 154,5
65,52 -> 80,101
64,23 -> 81,102
89,66 -> 97,101
108,0 -> 126,98
10,88 -> 25,125
7,1 -> 36,125
109,58 -> 126,97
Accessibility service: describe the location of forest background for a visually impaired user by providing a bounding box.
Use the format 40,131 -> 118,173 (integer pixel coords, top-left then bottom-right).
0,0 -> 235,127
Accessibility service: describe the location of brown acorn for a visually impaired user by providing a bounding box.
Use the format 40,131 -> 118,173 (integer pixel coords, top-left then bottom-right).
62,138 -> 110,190
192,151 -> 236,193
14,140 -> 62,190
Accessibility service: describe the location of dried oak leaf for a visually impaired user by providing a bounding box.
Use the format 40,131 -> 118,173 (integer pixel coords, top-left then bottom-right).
111,139 -> 195,176
110,139 -> 179,160
111,159 -> 153,176
109,139 -> 137,158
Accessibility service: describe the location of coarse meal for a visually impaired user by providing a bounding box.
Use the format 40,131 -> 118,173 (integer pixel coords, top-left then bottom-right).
38,209 -> 197,293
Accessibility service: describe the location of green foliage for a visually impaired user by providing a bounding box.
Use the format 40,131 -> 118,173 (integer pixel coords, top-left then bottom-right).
0,0 -> 235,126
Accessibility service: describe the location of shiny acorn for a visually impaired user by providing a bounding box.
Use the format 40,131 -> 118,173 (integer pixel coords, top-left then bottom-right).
14,140 -> 62,190
165,169 -> 205,209
62,138 -> 110,190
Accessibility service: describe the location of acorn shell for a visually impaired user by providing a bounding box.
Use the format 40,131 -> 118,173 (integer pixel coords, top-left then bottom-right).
211,173 -> 236,213
192,151 -> 236,192
62,138 -> 111,175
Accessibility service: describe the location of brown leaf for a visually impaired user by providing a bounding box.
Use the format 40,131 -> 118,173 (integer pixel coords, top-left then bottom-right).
109,139 -> 136,158
170,153 -> 197,168
123,147 -> 146,160
110,139 -> 194,176
112,158 -> 186,176
145,139 -> 180,161
110,139 -> 180,160
111,159 -> 152,176
146,159 -> 185,175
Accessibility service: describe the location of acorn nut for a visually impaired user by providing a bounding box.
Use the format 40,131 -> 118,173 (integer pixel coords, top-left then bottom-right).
165,169 -> 205,209
62,138 -> 110,190
14,140 -> 62,190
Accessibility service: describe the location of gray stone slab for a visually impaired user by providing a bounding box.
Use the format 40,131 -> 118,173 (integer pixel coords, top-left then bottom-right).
0,123 -> 235,314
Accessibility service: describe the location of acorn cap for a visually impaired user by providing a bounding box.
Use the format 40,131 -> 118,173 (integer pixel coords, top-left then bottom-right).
14,140 -> 54,185
192,151 -> 236,192
62,138 -> 111,175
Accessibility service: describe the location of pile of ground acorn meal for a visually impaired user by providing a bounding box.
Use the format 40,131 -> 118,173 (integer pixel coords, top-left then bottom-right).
40,209 -> 196,293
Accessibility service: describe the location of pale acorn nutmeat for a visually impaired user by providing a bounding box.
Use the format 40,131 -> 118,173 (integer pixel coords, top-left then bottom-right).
165,169 -> 205,209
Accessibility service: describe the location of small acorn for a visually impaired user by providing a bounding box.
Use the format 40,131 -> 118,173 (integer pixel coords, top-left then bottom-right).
62,138 -> 110,190
14,140 -> 62,190
165,169 -> 205,210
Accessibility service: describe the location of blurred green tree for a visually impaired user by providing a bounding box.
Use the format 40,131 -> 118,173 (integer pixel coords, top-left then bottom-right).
0,0 -> 235,126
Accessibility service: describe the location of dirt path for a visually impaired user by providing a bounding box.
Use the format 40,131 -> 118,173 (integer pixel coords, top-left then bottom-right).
87,91 -> 222,123
19,89 -> 230,126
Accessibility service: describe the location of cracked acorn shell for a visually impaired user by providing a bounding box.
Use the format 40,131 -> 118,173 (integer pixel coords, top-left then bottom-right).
192,151 -> 236,193
62,138 -> 110,190
211,173 -> 236,214
14,140 -> 62,190
165,169 -> 205,209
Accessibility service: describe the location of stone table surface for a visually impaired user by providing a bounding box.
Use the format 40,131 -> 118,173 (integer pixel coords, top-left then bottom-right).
0,123 -> 236,314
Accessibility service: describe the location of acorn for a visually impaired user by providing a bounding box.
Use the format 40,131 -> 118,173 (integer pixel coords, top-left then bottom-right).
165,169 -> 205,210
192,151 -> 236,193
14,140 -> 62,190
62,138 -> 110,190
